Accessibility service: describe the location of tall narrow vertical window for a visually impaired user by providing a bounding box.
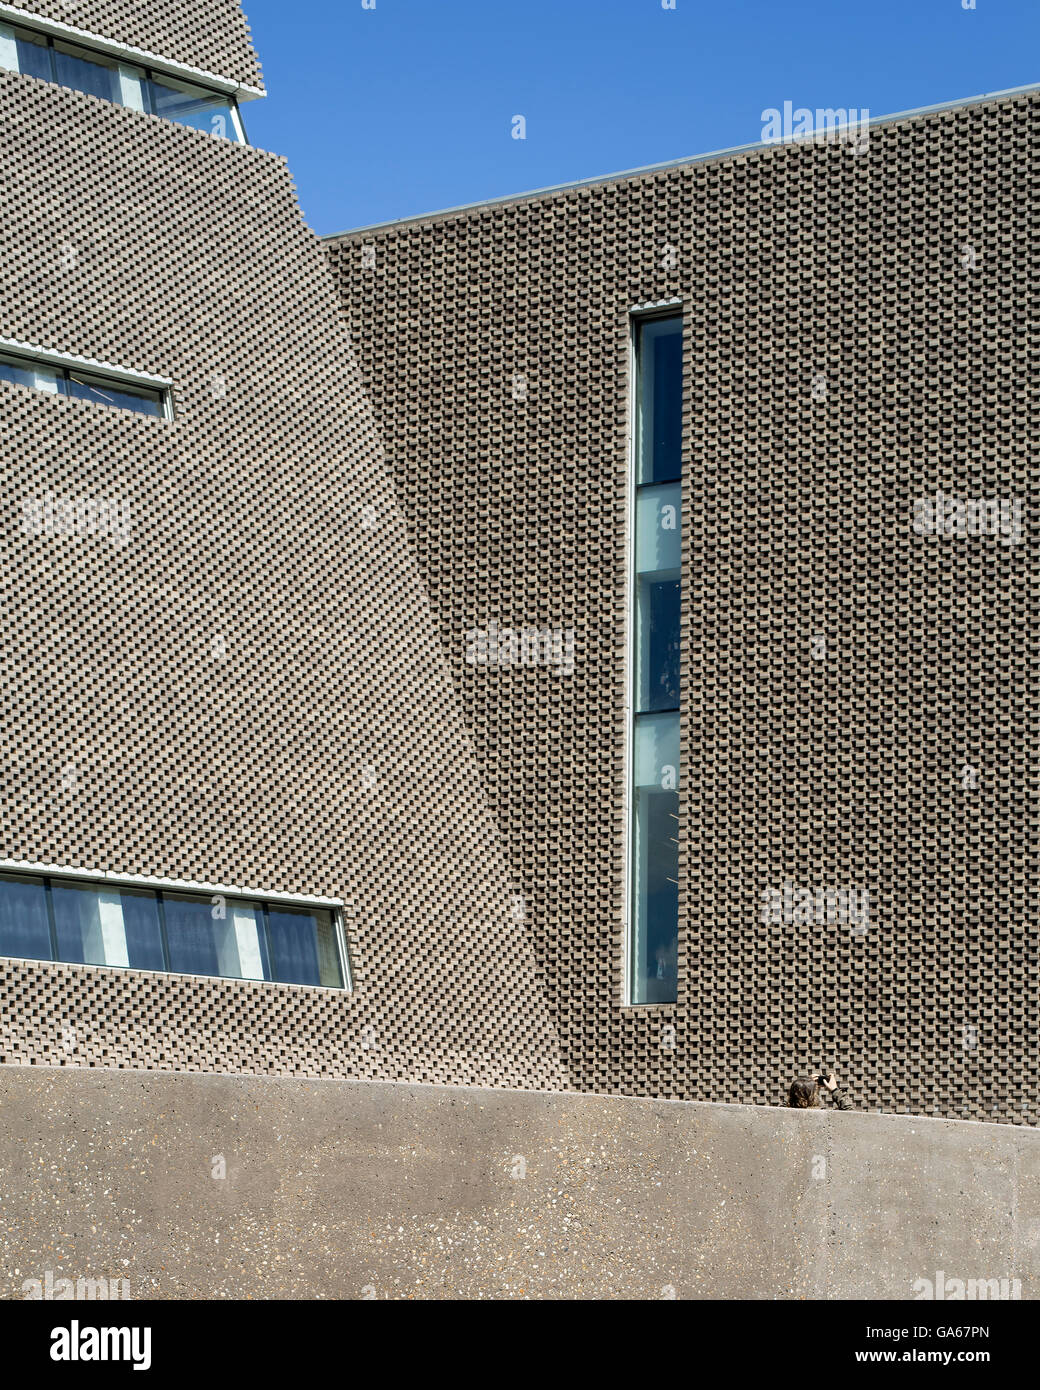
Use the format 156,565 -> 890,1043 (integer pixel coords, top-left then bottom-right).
629,314 -> 682,1004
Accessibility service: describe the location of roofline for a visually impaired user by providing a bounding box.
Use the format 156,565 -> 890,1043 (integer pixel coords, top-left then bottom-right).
323,81 -> 1040,241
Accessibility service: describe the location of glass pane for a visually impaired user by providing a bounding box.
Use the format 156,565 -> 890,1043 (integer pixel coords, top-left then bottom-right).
631,712 -> 679,1004
146,75 -> 236,139
0,24 -> 18,73
267,907 -> 342,987
163,894 -> 222,977
635,482 -> 681,574
630,780 -> 679,1006
0,355 -> 61,393
163,894 -> 269,980
53,41 -> 120,103
66,372 -> 164,416
14,29 -> 53,82
636,317 -> 683,485
116,64 -> 145,112
633,711 -> 680,790
52,882 -> 163,970
1,355 -> 39,390
0,875 -> 52,961
120,890 -> 166,971
219,902 -> 269,981
53,884 -> 125,966
630,315 -> 682,1004
635,575 -> 681,712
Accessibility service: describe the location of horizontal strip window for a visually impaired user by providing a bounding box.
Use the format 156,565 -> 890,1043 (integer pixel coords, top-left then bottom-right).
0,348 -> 170,418
0,21 -> 246,141
0,870 -> 348,990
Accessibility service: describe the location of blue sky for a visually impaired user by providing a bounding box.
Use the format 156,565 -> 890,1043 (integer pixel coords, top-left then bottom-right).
241,0 -> 1039,237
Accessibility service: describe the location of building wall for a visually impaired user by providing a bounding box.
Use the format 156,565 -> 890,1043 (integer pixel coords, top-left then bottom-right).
1,1067 -> 1036,1300
0,8 -> 563,1090
0,0 -> 1035,1126
327,90 -> 1039,1124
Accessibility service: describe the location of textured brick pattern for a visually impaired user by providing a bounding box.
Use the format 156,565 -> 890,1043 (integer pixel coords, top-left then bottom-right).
328,92 -> 1039,1125
0,62 -> 563,1091
2,0 -> 263,88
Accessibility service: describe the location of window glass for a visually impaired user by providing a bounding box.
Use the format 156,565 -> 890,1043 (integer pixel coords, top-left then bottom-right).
146,74 -> 235,139
53,883 -> 123,966
14,28 -> 54,82
0,875 -> 52,961
635,576 -> 681,712
636,318 -> 683,485
53,40 -> 120,103
116,64 -> 145,112
66,372 -> 164,416
1,355 -> 165,416
164,894 -> 269,980
632,714 -> 680,1003
121,890 -> 167,971
631,776 -> 680,1005
163,894 -> 222,977
635,482 -> 681,574
633,709 -> 680,789
215,902 -> 269,981
0,872 -> 345,988
0,24 -> 244,141
52,882 -> 164,970
630,315 -> 683,1004
0,24 -> 16,73
0,354 -> 60,393
267,907 -> 343,988
0,356 -> 33,389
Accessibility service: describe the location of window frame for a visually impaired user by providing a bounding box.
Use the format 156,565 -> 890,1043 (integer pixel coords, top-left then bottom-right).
0,341 -> 172,420
623,304 -> 685,1009
0,15 -> 247,142
142,67 -> 246,142
0,865 -> 352,993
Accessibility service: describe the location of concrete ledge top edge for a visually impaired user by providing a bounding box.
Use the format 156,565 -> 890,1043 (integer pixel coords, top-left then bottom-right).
0,1063 -> 1032,1139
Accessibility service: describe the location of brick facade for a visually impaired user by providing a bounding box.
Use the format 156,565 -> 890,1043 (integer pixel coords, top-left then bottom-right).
327,90 -> 1039,1123
0,0 -> 1035,1123
0,7 -> 562,1091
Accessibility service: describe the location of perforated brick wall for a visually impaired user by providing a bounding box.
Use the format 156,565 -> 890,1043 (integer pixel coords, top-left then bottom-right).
327,91 -> 1040,1124
1,0 -> 263,88
0,60 -> 563,1091
1,0 -> 1035,1122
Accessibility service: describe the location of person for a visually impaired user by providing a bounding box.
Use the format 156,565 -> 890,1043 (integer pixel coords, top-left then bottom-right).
788,1070 -> 852,1109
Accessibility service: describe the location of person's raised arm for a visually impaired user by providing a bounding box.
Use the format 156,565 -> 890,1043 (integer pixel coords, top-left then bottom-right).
822,1071 -> 853,1110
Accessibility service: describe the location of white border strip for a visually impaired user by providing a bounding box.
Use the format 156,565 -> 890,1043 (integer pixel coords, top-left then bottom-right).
629,298 -> 683,316
0,3 -> 265,101
0,857 -> 344,908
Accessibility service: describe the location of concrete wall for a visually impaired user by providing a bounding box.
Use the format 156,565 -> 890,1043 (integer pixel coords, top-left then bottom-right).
1,1066 -> 1035,1300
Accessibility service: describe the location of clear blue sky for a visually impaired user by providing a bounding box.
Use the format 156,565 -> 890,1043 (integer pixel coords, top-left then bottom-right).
240,0 -> 1039,236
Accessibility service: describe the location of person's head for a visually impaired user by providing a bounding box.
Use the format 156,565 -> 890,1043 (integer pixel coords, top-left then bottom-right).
788,1077 -> 821,1108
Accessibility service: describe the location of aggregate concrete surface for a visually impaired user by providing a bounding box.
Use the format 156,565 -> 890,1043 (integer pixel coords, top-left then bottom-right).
0,1066 -> 1035,1299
